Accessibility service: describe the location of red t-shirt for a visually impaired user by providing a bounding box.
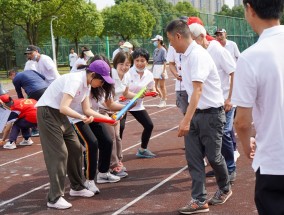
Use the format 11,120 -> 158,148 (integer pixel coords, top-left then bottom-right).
11,99 -> 37,123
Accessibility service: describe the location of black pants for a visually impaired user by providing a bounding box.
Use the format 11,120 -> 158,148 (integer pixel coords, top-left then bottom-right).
120,110 -> 154,149
255,169 -> 284,215
73,121 -> 113,180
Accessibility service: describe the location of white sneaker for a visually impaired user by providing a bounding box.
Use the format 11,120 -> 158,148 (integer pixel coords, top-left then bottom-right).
84,180 -> 100,194
47,197 -> 72,209
234,150 -> 240,162
69,188 -> 94,197
3,141 -> 16,149
157,100 -> 166,108
19,138 -> 33,146
96,172 -> 120,184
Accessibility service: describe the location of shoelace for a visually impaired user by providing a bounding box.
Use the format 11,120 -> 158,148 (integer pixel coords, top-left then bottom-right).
214,190 -> 223,198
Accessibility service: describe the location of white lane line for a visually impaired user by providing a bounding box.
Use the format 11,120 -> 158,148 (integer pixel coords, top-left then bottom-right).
0,125 -> 179,207
112,165 -> 188,215
0,151 -> 43,167
0,182 -> 50,207
123,125 -> 178,152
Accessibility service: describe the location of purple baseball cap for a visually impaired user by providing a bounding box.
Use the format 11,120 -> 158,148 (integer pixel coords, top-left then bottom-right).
87,60 -> 114,84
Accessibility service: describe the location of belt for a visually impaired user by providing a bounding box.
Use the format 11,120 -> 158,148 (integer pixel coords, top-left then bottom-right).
195,106 -> 224,114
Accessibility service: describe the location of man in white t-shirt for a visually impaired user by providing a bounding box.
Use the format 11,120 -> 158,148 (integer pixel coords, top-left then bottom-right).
166,20 -> 231,214
69,48 -> 78,70
189,23 -> 237,183
232,1 -> 284,214
24,45 -> 60,85
214,28 -> 240,62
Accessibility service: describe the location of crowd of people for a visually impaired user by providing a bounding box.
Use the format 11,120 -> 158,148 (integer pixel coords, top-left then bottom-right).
0,0 -> 283,214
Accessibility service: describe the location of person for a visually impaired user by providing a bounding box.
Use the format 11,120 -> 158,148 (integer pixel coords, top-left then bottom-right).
70,49 -> 94,72
120,48 -> 157,158
215,28 -> 241,162
167,45 -> 188,115
232,0 -> 284,214
110,51 -> 136,176
35,60 -> 117,209
215,28 -> 240,62
24,45 -> 60,85
24,46 -> 41,71
120,41 -> 133,53
70,59 -> 122,194
69,48 -> 78,70
166,20 -> 231,214
112,39 -> 124,60
1,96 -> 37,150
151,35 -> 168,108
188,23 -> 237,183
8,69 -> 48,101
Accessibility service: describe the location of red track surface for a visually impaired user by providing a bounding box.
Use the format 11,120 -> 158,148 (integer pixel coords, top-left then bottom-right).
0,72 -> 257,215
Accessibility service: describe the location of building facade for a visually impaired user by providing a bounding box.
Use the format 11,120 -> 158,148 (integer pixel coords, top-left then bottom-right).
166,0 -> 225,14
234,0 -> 242,7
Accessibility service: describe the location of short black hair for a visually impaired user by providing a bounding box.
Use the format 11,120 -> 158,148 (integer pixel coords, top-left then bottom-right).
166,19 -> 191,39
243,0 -> 284,19
131,48 -> 150,62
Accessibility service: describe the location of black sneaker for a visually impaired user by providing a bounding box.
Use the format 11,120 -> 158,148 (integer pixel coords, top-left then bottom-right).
179,199 -> 209,214
229,171 -> 236,184
205,170 -> 215,177
208,189 -> 232,205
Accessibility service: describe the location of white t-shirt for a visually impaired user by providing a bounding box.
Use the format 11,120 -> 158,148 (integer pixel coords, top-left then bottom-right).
166,45 -> 186,91
225,40 -> 240,62
207,40 -> 236,99
36,54 -> 60,85
70,58 -> 87,72
125,67 -> 155,111
112,48 -> 121,60
232,25 -> 284,175
111,68 -> 131,102
24,60 -> 38,71
69,53 -> 78,67
181,41 -> 224,109
36,71 -> 90,121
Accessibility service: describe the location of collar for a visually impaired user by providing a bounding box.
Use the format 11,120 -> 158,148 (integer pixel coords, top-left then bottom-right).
258,25 -> 284,42
183,40 -> 197,57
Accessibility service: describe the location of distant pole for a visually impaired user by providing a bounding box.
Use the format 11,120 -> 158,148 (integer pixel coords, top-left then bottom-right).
105,36 -> 110,59
50,16 -> 58,66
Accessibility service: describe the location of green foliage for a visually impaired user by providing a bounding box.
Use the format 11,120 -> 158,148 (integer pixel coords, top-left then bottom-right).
174,1 -> 199,17
216,4 -> 244,18
102,2 -> 155,40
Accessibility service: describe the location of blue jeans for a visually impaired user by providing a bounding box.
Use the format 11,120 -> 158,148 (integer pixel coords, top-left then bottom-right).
221,107 -> 236,174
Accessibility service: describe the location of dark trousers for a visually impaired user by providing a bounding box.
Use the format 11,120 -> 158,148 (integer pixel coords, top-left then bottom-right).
255,169 -> 284,215
120,110 -> 154,149
73,121 -> 113,180
9,118 -> 36,142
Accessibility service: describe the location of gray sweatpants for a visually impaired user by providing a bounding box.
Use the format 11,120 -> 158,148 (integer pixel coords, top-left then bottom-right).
37,106 -> 85,203
185,108 -> 230,202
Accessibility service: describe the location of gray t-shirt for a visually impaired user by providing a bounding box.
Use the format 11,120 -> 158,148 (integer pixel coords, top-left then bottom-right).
153,47 -> 167,65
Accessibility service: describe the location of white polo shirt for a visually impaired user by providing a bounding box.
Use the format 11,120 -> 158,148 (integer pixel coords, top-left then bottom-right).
232,25 -> 284,175
207,40 -> 236,99
225,40 -> 240,62
36,54 -> 60,85
166,45 -> 186,91
36,71 -> 90,121
69,53 -> 78,67
70,58 -> 86,72
111,68 -> 131,102
181,41 -> 224,109
125,67 -> 155,111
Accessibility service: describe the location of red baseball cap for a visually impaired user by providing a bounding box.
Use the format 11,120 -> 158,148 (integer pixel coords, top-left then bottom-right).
0,94 -> 10,103
187,17 -> 204,26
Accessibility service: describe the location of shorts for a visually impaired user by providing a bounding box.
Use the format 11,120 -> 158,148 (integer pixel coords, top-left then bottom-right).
152,65 -> 168,79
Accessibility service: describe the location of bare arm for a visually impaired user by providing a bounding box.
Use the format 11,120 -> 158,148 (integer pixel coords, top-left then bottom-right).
224,72 -> 234,112
178,81 -> 202,137
234,107 -> 253,159
104,98 -> 125,111
168,62 -> 182,81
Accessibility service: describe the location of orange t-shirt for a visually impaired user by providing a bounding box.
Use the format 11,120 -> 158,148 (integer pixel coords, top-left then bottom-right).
11,99 -> 37,123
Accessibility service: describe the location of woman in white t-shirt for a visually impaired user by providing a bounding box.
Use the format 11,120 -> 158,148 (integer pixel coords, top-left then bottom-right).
36,60 -> 116,210
70,49 -> 94,72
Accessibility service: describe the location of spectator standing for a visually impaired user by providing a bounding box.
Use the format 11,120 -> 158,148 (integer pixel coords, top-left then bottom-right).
24,45 -> 60,85
112,39 -> 124,60
232,0 -> 284,214
166,20 -> 231,214
69,48 -> 78,70
70,49 -> 94,72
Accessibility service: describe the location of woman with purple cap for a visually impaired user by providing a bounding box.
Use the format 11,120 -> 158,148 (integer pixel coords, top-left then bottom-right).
35,60 -> 116,210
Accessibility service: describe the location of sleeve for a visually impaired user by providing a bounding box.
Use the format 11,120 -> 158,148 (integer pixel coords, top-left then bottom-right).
219,47 -> 236,75
62,77 -> 81,98
190,51 -> 211,83
13,77 -> 24,98
166,46 -> 175,62
234,43 -> 241,59
231,55 -> 256,108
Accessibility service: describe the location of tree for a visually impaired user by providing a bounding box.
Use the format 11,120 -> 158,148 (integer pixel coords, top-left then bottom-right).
102,2 -> 155,40
174,1 -> 199,18
216,4 -> 244,18
54,1 -> 104,52
0,0 -> 77,45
